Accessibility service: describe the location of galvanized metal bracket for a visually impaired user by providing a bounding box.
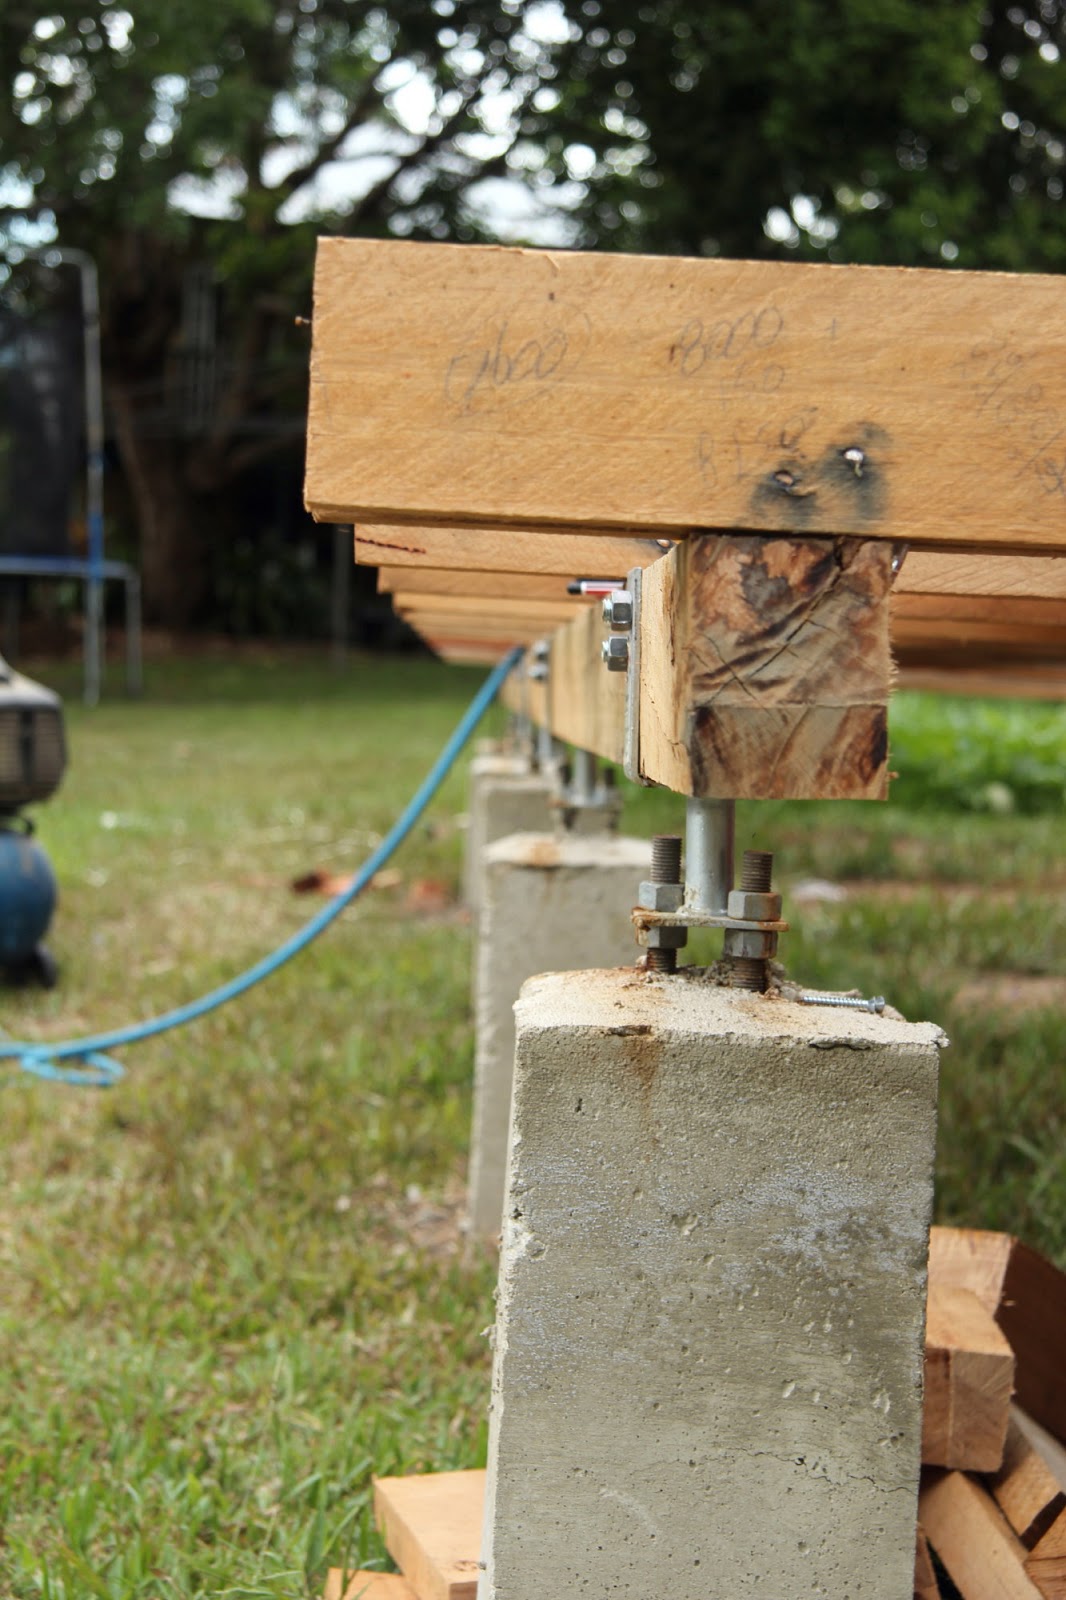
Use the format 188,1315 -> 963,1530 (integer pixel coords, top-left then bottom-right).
623,564 -> 653,786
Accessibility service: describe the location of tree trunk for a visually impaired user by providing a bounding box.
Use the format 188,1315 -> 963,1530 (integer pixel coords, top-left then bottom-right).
108,379 -> 206,628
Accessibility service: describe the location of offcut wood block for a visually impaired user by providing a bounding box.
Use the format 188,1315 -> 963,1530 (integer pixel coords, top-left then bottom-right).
373,1470 -> 485,1600
480,969 -> 944,1599
466,832 -> 651,1239
462,753 -> 553,911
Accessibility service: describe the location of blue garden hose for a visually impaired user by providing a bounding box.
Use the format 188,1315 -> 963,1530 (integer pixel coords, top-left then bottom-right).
1,650 -> 522,1087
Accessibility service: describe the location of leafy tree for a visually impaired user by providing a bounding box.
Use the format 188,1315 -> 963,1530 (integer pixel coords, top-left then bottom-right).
2,1 -> 1064,626
0,1 -> 583,622
544,1 -> 1066,271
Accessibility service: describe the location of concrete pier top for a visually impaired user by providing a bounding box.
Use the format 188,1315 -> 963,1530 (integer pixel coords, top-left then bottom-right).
485,831 -> 651,872
515,964 -> 947,1051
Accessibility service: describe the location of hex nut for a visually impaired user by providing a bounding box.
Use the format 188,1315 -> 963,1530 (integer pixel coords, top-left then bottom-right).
602,636 -> 630,672
601,590 -> 634,630
638,880 -> 684,912
645,924 -> 688,949
722,927 -> 778,961
726,889 -> 782,923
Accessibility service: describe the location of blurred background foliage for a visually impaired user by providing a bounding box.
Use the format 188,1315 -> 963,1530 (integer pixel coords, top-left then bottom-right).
1,0 -> 1065,630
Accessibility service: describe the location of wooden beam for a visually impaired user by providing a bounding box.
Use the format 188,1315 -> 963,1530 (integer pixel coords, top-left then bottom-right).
499,532 -> 892,799
896,662 -> 1066,701
356,524 -> 670,576
308,238 -> 1066,552
392,592 -> 582,626
359,526 -> 1066,603
922,1283 -> 1015,1472
899,552 -> 1066,601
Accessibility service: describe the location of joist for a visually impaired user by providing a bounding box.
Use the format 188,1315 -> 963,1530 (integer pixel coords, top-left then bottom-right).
373,1471 -> 484,1600
308,238 -> 1066,552
356,525 -> 670,577
378,567 -> 579,601
361,526 -> 1066,603
922,1283 -> 1015,1472
896,663 -> 1066,701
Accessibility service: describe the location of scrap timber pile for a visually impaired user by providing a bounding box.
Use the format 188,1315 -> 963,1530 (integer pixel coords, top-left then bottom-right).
320,1228 -> 1066,1600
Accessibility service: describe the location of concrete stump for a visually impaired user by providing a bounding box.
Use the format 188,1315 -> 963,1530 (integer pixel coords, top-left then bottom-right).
466,833 -> 650,1239
462,754 -> 554,912
479,969 -> 944,1600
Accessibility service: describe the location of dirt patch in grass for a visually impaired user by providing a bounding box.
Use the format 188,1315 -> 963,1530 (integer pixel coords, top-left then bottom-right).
953,973 -> 1066,1016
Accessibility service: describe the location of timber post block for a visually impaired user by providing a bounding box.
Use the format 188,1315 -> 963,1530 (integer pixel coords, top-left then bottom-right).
639,532 -> 894,799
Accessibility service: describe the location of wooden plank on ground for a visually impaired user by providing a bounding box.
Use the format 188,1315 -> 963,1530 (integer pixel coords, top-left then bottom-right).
916,1525 -> 942,1600
324,1573 -> 420,1600
992,1408 -> 1066,1547
922,1283 -> 1015,1471
927,1228 -> 1066,1448
1026,1512 -> 1066,1598
998,1244 -> 1066,1446
920,1469 -> 1043,1599
928,1227 -> 1015,1317
308,237 -> 1066,551
373,1470 -> 484,1600
356,525 -> 670,576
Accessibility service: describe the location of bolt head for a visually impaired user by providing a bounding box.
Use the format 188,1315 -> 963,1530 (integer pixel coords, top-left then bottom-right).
601,590 -> 634,630
722,927 -> 778,961
602,636 -> 630,672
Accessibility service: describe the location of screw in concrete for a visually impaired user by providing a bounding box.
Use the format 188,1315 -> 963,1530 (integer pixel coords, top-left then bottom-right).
797,992 -> 886,1014
729,849 -> 775,992
647,833 -> 683,973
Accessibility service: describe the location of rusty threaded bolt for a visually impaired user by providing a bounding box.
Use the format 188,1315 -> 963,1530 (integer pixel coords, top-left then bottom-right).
651,834 -> 683,884
727,850 -> 775,992
740,850 -> 774,893
730,956 -> 767,991
647,834 -> 683,973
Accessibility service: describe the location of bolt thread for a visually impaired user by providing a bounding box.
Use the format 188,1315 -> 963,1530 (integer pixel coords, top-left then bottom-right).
650,834 -> 683,883
646,947 -> 677,974
740,850 -> 774,892
730,956 -> 768,992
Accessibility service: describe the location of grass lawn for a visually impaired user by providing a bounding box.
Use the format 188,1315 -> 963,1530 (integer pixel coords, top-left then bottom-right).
0,649 -> 1063,1597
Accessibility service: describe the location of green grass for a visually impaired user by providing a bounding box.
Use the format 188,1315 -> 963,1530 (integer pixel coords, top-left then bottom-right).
0,651 -> 1063,1596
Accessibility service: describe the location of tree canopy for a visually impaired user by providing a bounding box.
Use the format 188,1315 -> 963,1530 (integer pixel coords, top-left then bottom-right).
1,1 -> 1064,625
